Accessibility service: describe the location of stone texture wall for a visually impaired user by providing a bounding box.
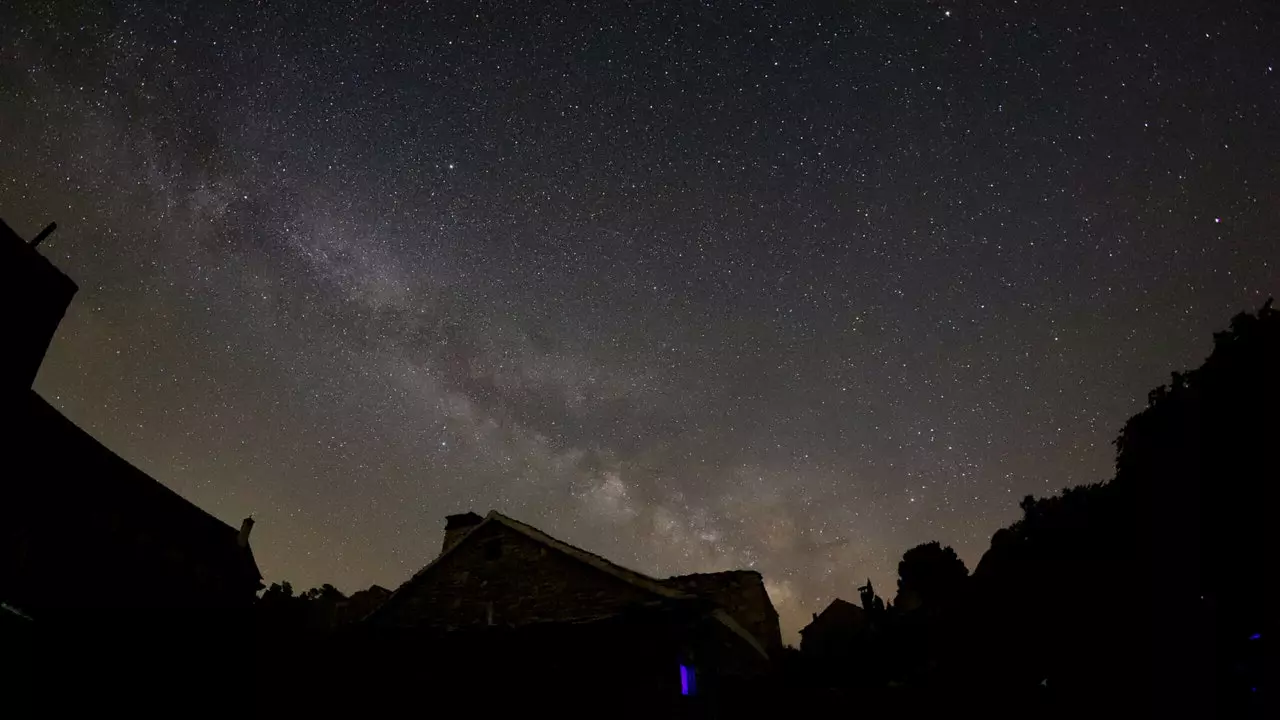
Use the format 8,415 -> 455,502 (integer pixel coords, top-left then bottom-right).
376,522 -> 657,629
664,571 -> 783,656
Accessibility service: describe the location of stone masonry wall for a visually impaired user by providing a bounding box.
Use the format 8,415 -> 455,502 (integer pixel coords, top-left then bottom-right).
664,571 -> 783,656
377,522 -> 657,629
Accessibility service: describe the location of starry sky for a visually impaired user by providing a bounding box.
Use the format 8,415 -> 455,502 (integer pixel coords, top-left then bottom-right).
2,1 -> 1276,639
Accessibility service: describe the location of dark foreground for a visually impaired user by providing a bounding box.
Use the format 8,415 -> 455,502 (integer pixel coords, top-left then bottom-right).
2,617 -> 1265,719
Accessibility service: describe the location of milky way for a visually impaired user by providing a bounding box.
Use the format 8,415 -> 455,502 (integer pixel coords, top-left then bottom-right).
2,1 -> 1276,639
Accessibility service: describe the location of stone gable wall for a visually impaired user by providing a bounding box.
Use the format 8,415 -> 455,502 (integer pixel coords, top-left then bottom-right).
378,522 -> 657,628
665,573 -> 783,655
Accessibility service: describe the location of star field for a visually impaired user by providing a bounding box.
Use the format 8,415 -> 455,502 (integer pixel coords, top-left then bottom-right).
2,1 -> 1276,639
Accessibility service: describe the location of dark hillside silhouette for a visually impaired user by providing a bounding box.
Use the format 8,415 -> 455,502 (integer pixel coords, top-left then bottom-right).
962,299 -> 1275,717
798,301 -> 1274,718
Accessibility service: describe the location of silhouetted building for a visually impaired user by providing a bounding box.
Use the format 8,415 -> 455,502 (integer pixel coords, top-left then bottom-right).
799,598 -> 869,659
361,510 -> 779,714
0,219 -> 262,619
0,220 -> 76,390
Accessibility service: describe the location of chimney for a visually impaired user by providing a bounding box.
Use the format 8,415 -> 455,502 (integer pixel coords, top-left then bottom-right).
442,512 -> 484,555
1,218 -> 78,389
237,517 -> 255,548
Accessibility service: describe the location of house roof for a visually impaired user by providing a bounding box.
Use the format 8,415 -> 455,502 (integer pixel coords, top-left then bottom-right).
16,390 -> 262,585
492,512 -> 692,600
370,510 -> 771,658
664,570 -> 772,605
799,597 -> 866,635
666,569 -> 765,584
373,510 -> 691,619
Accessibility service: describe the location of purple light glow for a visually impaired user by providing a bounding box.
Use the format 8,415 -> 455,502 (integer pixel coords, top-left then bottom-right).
680,664 -> 690,696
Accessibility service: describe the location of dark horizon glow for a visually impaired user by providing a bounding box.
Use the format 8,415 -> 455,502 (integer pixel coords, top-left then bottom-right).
1,2 -> 1275,640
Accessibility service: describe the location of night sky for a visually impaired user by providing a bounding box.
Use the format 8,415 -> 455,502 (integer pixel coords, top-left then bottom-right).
2,1 -> 1276,638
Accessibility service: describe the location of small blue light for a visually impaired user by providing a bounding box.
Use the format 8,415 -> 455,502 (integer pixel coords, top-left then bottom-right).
1248,633 -> 1260,640
680,664 -> 690,696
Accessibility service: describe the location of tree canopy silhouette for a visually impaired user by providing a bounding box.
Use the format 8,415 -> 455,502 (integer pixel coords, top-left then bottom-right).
257,581 -> 348,631
895,541 -> 968,612
962,299 -> 1276,717
798,300 -> 1274,718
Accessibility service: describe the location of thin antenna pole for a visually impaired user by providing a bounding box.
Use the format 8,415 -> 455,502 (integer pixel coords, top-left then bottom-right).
30,222 -> 57,247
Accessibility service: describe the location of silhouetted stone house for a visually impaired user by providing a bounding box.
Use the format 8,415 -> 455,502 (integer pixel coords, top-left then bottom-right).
361,510 -> 781,714
799,598 -> 869,659
0,219 -> 262,619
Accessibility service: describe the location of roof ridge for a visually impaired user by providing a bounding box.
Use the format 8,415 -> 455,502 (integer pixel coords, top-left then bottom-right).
365,513 -> 492,621
487,511 -> 690,600
366,510 -> 691,622
803,597 -> 865,627
30,391 -> 242,536
665,569 -> 762,579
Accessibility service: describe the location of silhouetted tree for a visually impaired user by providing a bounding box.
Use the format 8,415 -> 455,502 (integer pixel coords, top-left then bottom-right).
895,541 -> 968,612
256,581 -> 348,631
260,581 -> 295,602
1109,298 -> 1274,716
791,302 -> 1274,717
958,299 -> 1276,718
300,583 -> 345,604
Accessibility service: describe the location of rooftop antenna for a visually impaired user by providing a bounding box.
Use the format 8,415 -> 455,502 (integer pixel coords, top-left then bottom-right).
30,222 -> 57,247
